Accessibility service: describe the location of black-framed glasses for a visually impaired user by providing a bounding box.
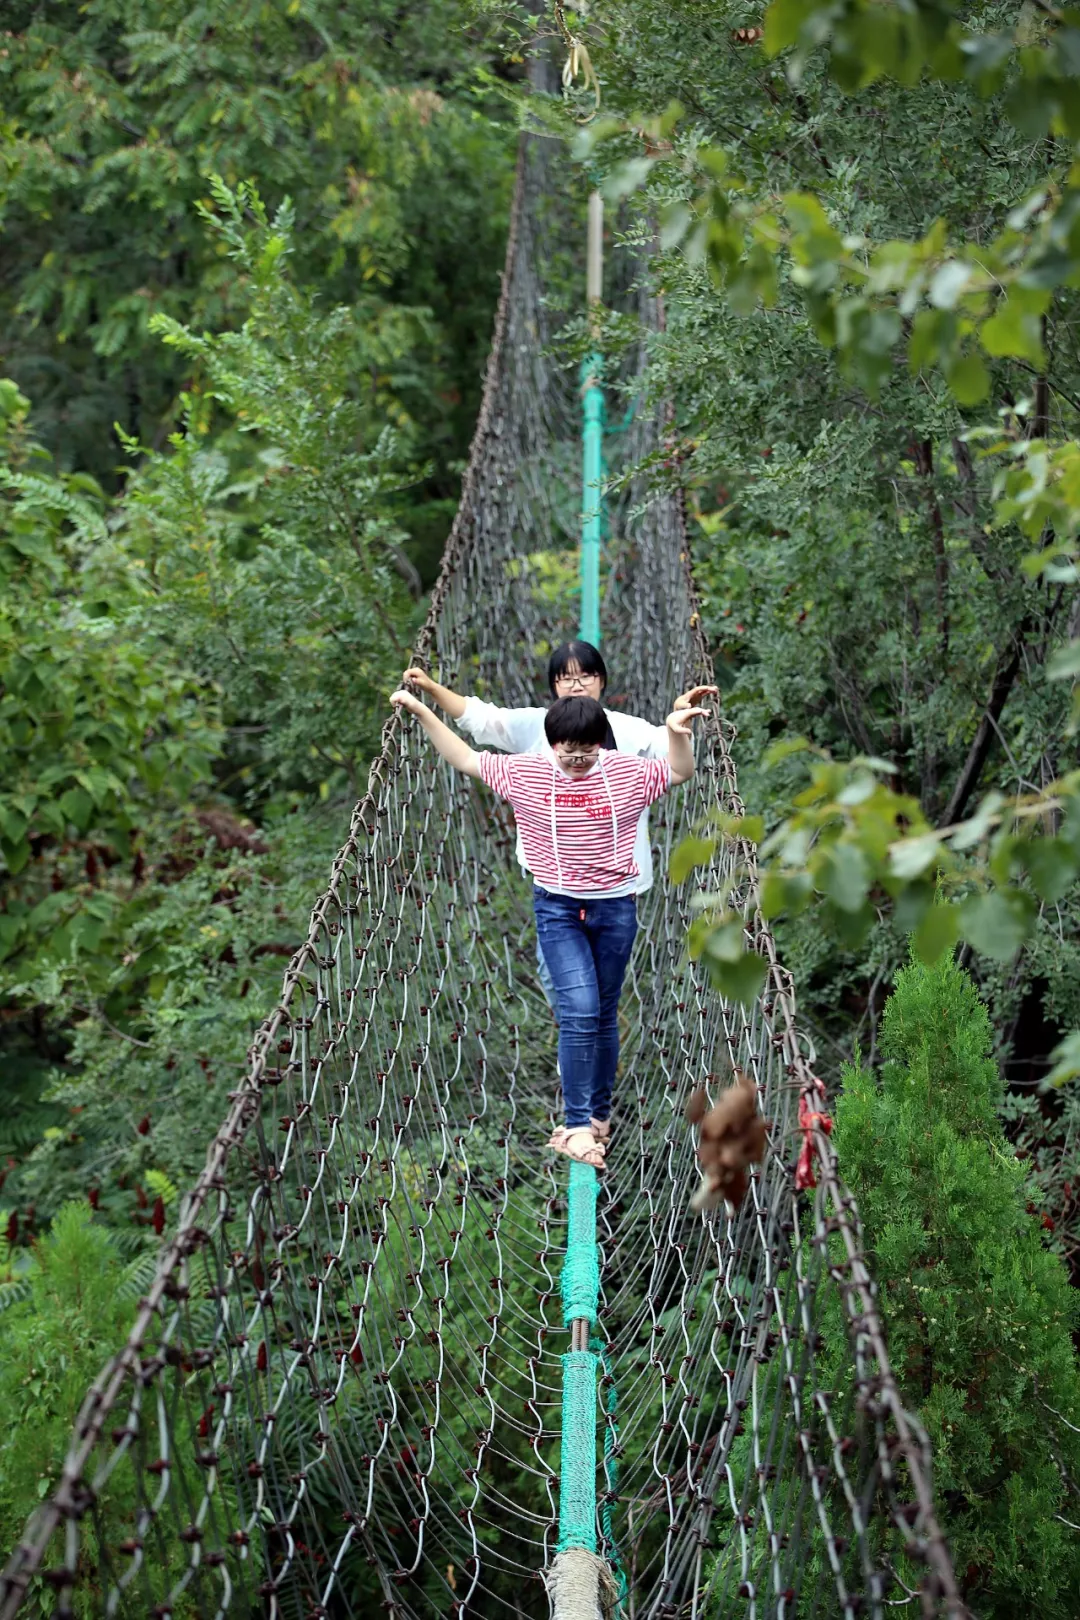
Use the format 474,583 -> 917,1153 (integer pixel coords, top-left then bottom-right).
557,749 -> 600,767
555,673 -> 595,690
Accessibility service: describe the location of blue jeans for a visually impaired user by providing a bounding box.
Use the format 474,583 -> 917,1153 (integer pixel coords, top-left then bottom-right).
534,888 -> 638,1129
536,934 -> 557,1013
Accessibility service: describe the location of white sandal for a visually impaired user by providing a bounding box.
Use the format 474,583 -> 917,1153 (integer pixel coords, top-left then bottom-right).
590,1116 -> 611,1144
549,1125 -> 606,1170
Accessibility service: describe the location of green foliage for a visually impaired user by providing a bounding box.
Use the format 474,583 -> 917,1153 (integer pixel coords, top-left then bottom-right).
122,175 -> 424,804
0,15 -> 512,1558
0,0 -> 513,494
834,954 -> 1080,1612
0,389 -> 218,896
0,1204 -> 134,1517
561,2 -> 1080,1127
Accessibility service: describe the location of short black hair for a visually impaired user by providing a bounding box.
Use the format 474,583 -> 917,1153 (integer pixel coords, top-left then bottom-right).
544,696 -> 610,748
547,639 -> 608,698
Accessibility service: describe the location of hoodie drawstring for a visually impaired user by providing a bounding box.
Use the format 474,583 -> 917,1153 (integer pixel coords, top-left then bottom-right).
550,758 -> 564,890
598,754 -> 618,867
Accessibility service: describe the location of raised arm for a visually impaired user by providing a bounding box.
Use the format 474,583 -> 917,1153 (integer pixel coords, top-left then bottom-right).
665,706 -> 709,785
391,690 -> 482,778
401,667 -> 467,721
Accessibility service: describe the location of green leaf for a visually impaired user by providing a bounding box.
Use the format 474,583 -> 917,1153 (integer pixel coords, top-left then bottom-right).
950,790 -> 1005,852
764,735 -> 811,767
889,833 -> 941,880
980,300 -> 1047,368
705,949 -> 769,1007
908,308 -> 955,372
719,813 -> 765,844
1005,77 -> 1054,140
669,835 -> 717,884
759,868 -> 814,920
892,878 -> 934,932
1047,1030 -> 1080,1088
0,914 -> 23,961
929,261 -> 974,309
602,158 -> 655,204
699,917 -> 746,963
819,841 -> 871,912
0,803 -> 29,845
763,0 -> 812,57
660,202 -> 692,251
59,786 -> 95,834
913,902 -> 960,964
946,350 -> 990,406
959,888 -> 1036,961
829,899 -> 875,949
784,193 -> 843,258
1,839 -> 30,877
1022,838 -> 1079,903
1048,639 -> 1080,681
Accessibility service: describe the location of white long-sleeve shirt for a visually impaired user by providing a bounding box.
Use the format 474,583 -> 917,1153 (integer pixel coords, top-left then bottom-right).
457,697 -> 671,893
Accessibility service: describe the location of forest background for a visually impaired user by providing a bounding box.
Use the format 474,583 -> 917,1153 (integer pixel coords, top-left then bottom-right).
4,0 -> 1080,1594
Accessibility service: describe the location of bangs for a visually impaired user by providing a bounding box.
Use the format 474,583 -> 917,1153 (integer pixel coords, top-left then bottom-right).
547,639 -> 608,696
543,696 -> 610,748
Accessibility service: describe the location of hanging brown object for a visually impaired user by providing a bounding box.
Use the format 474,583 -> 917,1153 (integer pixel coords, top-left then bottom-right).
685,1069 -> 767,1213
733,26 -> 764,44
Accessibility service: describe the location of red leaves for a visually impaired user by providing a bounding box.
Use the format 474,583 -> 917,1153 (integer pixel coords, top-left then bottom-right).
4,1211 -> 17,1245
136,1115 -> 151,1136
256,1342 -> 268,1373
88,1187 -> 100,1210
151,1196 -> 166,1236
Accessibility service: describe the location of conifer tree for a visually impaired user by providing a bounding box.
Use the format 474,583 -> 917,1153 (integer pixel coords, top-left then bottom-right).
835,953 -> 1080,1613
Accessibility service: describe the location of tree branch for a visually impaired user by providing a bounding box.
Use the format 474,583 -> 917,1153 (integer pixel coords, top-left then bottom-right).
942,616 -> 1031,826
913,438 -> 949,661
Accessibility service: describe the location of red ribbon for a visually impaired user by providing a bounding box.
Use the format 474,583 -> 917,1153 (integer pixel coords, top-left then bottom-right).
795,1089 -> 833,1191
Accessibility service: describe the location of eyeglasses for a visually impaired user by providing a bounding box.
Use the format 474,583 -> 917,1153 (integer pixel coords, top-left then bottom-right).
557,750 -> 600,767
555,673 -> 596,691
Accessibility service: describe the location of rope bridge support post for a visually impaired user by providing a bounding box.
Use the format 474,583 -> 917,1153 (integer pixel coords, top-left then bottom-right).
579,189 -> 604,649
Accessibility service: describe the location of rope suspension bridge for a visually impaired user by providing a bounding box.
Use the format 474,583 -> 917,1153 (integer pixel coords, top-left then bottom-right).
1,90 -> 966,1620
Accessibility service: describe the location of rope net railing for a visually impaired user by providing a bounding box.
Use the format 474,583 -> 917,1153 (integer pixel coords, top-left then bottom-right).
1,122 -> 964,1620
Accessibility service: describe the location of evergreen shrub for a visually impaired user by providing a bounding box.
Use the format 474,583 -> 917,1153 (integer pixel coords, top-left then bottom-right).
836,953 -> 1080,1613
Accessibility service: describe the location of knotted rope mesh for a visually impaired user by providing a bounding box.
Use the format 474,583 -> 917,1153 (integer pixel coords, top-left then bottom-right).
1,129 -> 964,1620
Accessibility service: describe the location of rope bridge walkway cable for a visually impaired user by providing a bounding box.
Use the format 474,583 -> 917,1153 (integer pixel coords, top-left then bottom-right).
1,128 -> 965,1620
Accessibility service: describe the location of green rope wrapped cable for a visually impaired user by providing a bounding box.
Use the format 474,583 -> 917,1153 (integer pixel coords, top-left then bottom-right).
561,1160 -> 600,1326
557,1350 -> 600,1555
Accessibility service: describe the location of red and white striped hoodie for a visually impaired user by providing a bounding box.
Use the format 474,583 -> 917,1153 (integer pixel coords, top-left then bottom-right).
477,748 -> 671,897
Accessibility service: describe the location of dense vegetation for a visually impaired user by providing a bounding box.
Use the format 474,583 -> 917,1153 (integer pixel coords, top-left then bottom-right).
5,0 -> 1080,1603
0,0 -> 514,1512
565,0 -> 1080,1264
835,955 -> 1080,1615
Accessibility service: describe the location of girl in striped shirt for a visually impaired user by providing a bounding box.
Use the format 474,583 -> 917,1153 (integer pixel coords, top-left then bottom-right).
388,687 -> 707,1168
